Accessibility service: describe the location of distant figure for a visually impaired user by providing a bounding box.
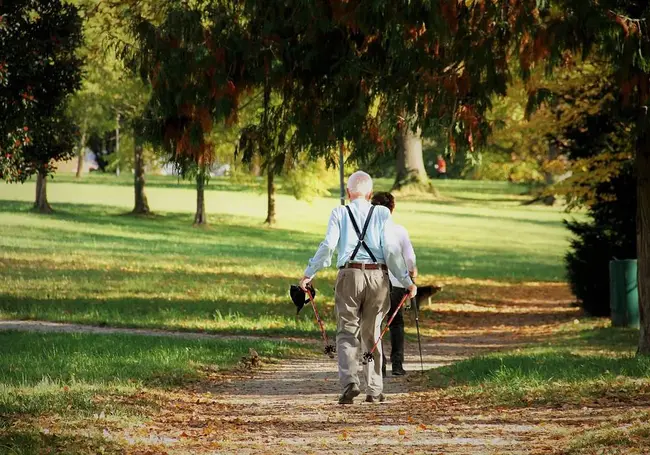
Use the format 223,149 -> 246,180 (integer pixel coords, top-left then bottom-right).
435,154 -> 447,179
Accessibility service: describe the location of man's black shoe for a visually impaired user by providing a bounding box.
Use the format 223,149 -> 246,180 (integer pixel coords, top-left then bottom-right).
392,363 -> 407,376
338,383 -> 361,404
365,394 -> 386,403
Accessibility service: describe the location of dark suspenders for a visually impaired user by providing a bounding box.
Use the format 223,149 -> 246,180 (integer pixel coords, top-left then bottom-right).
345,205 -> 378,263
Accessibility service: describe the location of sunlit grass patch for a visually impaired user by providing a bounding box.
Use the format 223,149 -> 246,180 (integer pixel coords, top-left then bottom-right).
428,324 -> 650,408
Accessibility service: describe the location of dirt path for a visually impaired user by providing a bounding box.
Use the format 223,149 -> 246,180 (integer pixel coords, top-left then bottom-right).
5,281 -> 632,454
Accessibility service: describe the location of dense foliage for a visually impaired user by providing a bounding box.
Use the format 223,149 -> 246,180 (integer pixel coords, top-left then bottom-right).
566,165 -> 637,316
0,0 -> 83,182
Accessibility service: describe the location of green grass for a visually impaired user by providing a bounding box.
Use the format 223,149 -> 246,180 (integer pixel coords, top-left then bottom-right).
428,325 -> 650,407
0,175 -> 576,336
0,330 -> 304,416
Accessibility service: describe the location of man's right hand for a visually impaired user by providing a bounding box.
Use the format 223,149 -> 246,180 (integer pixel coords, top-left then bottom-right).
299,276 -> 312,292
407,284 -> 417,299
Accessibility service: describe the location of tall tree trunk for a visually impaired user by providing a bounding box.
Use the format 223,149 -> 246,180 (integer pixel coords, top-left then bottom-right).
637,133 -> 650,355
194,169 -> 207,225
34,168 -> 52,214
393,126 -> 430,190
132,139 -> 150,215
262,71 -> 275,225
265,168 -> 276,225
75,120 -> 87,178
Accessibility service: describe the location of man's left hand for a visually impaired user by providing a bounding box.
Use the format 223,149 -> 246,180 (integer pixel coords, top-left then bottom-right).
299,276 -> 312,291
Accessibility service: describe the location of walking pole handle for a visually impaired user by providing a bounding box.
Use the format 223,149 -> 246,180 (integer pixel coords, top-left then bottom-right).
305,288 -> 336,358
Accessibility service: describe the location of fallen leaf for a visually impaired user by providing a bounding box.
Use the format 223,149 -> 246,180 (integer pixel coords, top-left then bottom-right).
398,428 -> 406,436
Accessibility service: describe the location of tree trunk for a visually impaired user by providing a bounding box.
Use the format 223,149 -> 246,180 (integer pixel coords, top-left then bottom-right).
637,133 -> 650,355
75,121 -> 87,178
34,168 -> 52,214
194,170 -> 207,225
542,141 -> 558,206
115,112 -> 120,173
132,140 -> 150,215
261,71 -> 275,225
393,126 -> 431,191
249,153 -> 261,177
265,168 -> 276,225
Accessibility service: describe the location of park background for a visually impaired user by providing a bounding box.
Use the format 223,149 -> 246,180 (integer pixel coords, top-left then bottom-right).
1,1 -> 649,454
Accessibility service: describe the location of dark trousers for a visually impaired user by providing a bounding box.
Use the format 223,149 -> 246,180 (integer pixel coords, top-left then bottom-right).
383,286 -> 406,369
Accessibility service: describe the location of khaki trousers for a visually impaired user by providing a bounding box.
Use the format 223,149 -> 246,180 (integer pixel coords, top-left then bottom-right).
334,268 -> 390,396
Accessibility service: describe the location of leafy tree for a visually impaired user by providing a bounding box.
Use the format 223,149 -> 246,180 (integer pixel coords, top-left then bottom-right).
513,1 -> 650,354
72,0 -> 154,213
128,3 -> 254,224
478,60 -> 610,202
0,0 -> 83,212
67,64 -> 115,178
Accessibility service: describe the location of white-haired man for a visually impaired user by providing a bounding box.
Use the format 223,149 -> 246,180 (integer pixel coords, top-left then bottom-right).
299,171 -> 417,404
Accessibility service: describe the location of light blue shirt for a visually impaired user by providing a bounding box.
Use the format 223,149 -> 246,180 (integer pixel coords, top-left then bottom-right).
304,198 -> 414,288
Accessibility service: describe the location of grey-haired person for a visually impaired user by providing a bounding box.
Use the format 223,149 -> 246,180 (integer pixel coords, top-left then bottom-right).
299,171 -> 416,404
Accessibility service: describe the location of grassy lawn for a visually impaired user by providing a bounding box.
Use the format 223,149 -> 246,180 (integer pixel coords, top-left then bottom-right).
0,174 -> 573,337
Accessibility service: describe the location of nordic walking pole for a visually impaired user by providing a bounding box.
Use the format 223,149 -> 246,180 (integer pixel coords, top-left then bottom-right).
412,296 -> 424,373
305,288 -> 336,358
362,291 -> 410,364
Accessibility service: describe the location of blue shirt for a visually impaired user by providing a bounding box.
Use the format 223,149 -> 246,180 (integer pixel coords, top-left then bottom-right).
303,198 -> 414,288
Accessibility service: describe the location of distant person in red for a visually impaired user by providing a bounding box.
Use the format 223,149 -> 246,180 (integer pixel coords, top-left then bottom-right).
435,154 -> 447,179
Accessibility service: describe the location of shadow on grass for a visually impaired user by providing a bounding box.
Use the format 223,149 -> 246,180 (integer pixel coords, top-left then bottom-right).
0,199 -> 566,281
0,294 -> 333,338
552,325 -> 640,352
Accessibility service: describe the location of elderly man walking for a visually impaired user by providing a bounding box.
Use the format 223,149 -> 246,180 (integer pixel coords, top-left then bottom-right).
299,171 -> 416,404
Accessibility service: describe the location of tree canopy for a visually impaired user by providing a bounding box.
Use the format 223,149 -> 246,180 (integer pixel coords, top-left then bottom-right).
0,0 -> 83,184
